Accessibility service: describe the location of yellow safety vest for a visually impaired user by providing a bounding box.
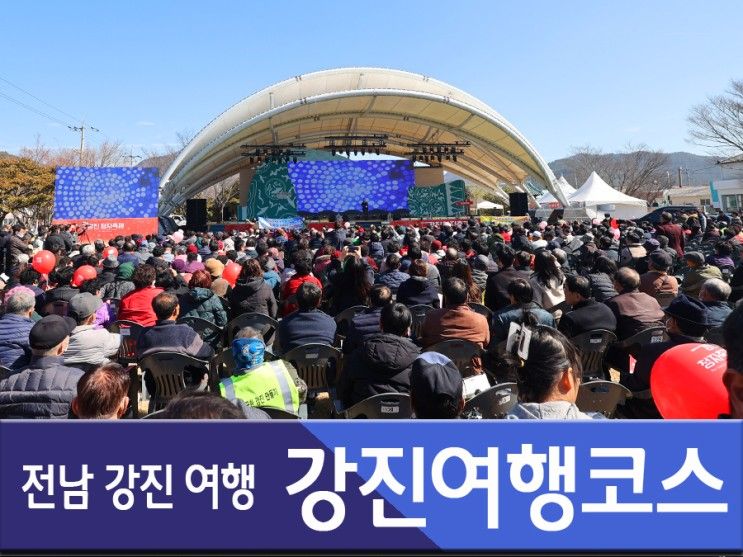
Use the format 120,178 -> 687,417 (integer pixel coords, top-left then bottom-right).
219,360 -> 299,413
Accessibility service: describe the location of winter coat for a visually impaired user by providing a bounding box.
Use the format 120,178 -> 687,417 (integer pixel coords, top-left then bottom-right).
0,356 -> 84,419
63,325 -> 121,367
229,278 -> 278,319
0,313 -> 34,369
375,270 -> 410,294
180,287 -> 229,345
396,276 -> 440,308
587,272 -> 619,303
338,333 -> 420,408
101,279 -> 135,301
43,285 -> 79,305
507,401 -> 603,420
343,307 -> 383,355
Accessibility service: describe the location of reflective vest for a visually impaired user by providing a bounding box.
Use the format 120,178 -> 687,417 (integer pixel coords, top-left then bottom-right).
219,360 -> 299,413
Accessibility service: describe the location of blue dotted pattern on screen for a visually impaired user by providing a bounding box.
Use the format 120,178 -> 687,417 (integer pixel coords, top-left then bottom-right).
53,167 -> 160,219
288,160 -> 414,213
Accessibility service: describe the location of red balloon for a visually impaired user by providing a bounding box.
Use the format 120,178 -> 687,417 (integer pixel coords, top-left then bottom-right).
651,343 -> 729,419
102,246 -> 118,259
32,250 -> 56,275
222,262 -> 242,287
72,265 -> 98,287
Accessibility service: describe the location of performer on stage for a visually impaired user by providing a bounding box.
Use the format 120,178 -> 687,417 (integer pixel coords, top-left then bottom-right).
361,199 -> 369,217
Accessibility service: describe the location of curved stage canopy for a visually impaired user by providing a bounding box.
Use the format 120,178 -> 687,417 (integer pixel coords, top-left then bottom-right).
159,67 -> 565,215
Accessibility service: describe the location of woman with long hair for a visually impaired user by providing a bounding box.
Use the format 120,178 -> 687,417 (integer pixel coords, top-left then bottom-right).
529,250 -> 565,313
228,258 -> 278,319
450,260 -> 482,303
328,255 -> 372,315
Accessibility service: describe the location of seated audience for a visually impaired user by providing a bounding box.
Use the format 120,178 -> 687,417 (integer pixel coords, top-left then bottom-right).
605,268 -> 664,340
722,306 -> 743,419
484,246 -> 531,312
343,285 -> 392,354
586,256 -> 619,303
410,352 -> 464,419
699,278 -> 733,327
506,316 -> 600,420
275,282 -> 337,355
0,315 -> 83,418
64,293 -> 121,368
162,390 -> 267,419
420,277 -> 490,373
178,270 -> 228,346
281,251 -> 322,316
529,250 -> 566,316
0,287 -> 35,369
375,253 -> 409,294
681,251 -> 722,299
339,303 -> 420,408
43,267 -> 79,306
558,275 -> 617,338
71,363 -> 130,419
639,250 -> 678,299
229,258 -> 278,319
118,264 -> 163,327
396,259 -> 440,308
491,279 -> 555,344
100,261 -> 136,301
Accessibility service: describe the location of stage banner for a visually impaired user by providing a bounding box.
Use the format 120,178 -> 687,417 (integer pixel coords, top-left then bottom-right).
0,421 -> 740,553
480,215 -> 530,226
52,167 -> 159,241
244,162 -> 298,219
257,216 -> 305,230
408,180 -> 467,217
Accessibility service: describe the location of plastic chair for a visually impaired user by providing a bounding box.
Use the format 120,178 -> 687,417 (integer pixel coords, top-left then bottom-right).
257,406 -> 301,420
576,380 -> 632,418
139,352 -> 212,413
281,343 -> 342,392
41,300 -> 69,317
342,393 -> 412,419
462,383 -> 518,419
704,326 -> 724,346
210,347 -> 237,380
108,320 -> 146,366
425,339 -> 483,377
617,326 -> 669,356
177,316 -> 224,349
141,409 -> 167,419
0,365 -> 12,380
333,305 -> 369,346
468,302 -> 493,321
226,312 -> 279,345
570,329 -> 617,380
409,304 -> 435,344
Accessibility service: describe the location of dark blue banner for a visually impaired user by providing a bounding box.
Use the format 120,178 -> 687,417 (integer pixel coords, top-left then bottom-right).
0,421 -> 740,552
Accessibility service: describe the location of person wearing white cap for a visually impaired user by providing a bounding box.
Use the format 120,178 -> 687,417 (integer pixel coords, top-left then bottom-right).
63,293 -> 121,368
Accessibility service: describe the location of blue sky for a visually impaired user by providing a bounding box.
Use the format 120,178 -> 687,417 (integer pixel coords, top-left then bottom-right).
1,0 -> 741,162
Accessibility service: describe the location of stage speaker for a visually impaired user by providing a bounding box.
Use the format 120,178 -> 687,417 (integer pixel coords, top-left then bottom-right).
509,192 -> 529,216
186,199 -> 208,231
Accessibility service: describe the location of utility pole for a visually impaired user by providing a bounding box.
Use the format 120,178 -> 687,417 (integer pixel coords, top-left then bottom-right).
678,167 -> 683,188
123,147 -> 142,167
67,123 -> 100,166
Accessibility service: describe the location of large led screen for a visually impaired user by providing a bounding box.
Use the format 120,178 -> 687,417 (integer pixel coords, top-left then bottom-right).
287,160 -> 414,213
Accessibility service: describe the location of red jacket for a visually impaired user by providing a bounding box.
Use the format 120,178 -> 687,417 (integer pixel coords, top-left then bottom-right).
655,223 -> 685,257
118,286 -> 164,327
281,274 -> 322,316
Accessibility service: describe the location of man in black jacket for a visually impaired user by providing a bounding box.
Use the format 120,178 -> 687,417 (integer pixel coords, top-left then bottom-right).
558,275 -> 617,339
343,285 -> 392,354
484,246 -> 531,312
338,303 -> 420,409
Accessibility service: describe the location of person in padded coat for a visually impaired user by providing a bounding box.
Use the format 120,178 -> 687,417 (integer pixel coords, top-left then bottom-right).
228,258 -> 278,319
396,259 -> 440,308
178,270 -> 228,346
338,303 -> 421,409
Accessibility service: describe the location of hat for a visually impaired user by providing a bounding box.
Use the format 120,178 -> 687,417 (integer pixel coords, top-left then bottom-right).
649,250 -> 673,270
187,244 -> 198,254
102,256 -> 119,269
410,352 -> 463,402
643,239 -> 660,252
431,240 -> 443,251
29,314 -> 76,349
204,258 -> 224,278
81,244 -> 95,256
172,259 -> 186,273
683,251 -> 705,265
68,292 -> 103,320
664,293 -> 710,327
232,337 -> 266,370
531,231 -> 542,239
116,262 -> 135,280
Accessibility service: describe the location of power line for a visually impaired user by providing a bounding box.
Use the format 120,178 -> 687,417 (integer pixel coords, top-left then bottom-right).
0,74 -> 82,123
0,90 -> 73,128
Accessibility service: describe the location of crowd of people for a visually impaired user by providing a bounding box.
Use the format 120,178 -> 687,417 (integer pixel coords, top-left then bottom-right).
0,207 -> 741,420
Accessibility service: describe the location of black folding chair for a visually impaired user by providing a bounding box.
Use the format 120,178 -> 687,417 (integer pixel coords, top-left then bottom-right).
342,393 -> 412,419
333,305 -> 369,347
41,300 -> 69,317
139,352 -> 212,413
570,329 -> 617,380
0,365 -> 12,380
108,320 -> 146,366
462,383 -> 518,419
704,326 -> 724,346
617,326 -> 669,355
576,380 -> 631,418
654,291 -> 677,309
177,316 -> 224,350
226,312 -> 279,345
468,302 -> 493,320
408,304 -> 435,344
425,339 -> 483,377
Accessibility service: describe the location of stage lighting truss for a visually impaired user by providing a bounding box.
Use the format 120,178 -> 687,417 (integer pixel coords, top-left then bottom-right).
407,141 -> 470,164
240,143 -> 307,165
322,135 -> 388,157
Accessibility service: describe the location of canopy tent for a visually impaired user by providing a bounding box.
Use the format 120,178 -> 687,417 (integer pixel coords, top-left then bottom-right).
568,171 -> 647,219
537,175 -> 576,207
476,200 -> 503,210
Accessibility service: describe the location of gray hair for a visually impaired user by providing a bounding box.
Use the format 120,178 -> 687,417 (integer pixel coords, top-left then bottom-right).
6,288 -> 36,314
235,326 -> 262,340
701,278 -> 731,301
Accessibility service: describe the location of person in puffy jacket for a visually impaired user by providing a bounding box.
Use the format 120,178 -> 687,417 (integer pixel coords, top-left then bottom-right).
338,303 -> 420,408
375,253 -> 409,294
179,270 -> 228,345
506,314 -> 602,420
586,256 -> 619,302
101,262 -> 136,301
228,259 -> 278,319
0,287 -> 36,369
396,260 -> 440,308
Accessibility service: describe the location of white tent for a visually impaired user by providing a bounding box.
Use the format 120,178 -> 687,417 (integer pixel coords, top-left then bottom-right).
537,176 -> 576,207
569,171 -> 647,219
476,200 -> 503,210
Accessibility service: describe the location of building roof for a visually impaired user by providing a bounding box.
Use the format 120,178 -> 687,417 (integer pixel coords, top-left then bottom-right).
718,153 -> 743,165
158,67 -> 564,214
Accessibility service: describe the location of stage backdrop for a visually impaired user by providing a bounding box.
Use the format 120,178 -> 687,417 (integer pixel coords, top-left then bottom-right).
408,179 -> 467,217
53,167 -> 159,240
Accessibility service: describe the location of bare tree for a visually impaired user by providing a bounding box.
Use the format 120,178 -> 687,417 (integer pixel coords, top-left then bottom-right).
688,79 -> 743,155
203,175 -> 240,221
564,143 -> 668,203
